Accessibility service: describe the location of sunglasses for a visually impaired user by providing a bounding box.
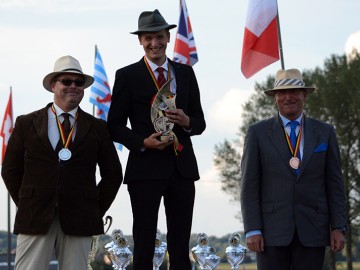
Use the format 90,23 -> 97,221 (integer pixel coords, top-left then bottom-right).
57,79 -> 85,87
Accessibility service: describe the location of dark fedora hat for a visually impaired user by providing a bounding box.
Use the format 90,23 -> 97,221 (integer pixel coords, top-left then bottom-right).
131,9 -> 177,35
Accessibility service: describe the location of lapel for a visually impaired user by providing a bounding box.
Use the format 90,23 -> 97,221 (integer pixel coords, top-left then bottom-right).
33,103 -> 57,157
298,117 -> 319,175
71,107 -> 92,151
169,58 -> 185,108
137,57 -> 159,97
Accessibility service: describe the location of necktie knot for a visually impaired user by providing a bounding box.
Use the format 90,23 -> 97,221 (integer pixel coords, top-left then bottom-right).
288,121 -> 299,149
290,120 -> 299,131
156,67 -> 166,88
61,113 -> 71,139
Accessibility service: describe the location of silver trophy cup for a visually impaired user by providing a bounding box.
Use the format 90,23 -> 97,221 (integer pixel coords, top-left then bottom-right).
204,247 -> 220,270
191,233 -> 212,270
105,229 -> 132,270
225,232 -> 247,270
153,229 -> 167,270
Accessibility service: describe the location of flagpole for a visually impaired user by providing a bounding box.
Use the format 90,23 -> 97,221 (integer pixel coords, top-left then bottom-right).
92,45 -> 97,117
276,3 -> 285,70
7,86 -> 13,270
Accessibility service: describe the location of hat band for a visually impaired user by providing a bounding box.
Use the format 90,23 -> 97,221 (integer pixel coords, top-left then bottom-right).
274,79 -> 305,88
62,68 -> 83,73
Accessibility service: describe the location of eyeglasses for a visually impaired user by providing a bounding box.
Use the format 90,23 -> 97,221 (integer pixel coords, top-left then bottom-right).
57,79 -> 85,87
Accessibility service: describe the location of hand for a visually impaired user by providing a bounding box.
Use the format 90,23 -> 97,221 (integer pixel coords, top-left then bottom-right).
165,109 -> 190,128
330,230 -> 345,252
246,234 -> 264,252
143,132 -> 173,150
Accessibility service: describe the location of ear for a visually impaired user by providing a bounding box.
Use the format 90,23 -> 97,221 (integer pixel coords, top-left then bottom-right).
167,31 -> 170,43
138,35 -> 142,45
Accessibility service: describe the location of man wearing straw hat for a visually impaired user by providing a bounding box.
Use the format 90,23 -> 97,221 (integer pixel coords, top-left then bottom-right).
108,9 -> 205,270
240,69 -> 346,270
1,55 -> 122,270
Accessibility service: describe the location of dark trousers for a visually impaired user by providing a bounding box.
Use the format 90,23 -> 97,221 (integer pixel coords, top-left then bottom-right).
127,172 -> 195,270
256,232 -> 326,270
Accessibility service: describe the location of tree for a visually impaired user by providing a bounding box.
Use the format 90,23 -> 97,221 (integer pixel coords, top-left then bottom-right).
214,53 -> 360,269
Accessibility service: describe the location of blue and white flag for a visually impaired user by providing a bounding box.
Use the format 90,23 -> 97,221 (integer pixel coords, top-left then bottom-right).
89,46 -> 122,150
90,46 -> 112,121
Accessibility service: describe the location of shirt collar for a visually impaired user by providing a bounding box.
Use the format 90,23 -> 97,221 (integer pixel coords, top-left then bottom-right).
145,56 -> 168,72
53,102 -> 78,119
279,113 -> 303,127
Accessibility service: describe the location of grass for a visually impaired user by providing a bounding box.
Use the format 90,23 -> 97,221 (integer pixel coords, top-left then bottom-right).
214,262 -> 360,270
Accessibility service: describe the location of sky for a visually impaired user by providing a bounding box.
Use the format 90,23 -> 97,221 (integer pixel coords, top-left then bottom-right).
0,0 -> 359,238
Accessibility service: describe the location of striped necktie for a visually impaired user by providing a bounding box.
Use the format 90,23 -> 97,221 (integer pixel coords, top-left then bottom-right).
156,67 -> 166,88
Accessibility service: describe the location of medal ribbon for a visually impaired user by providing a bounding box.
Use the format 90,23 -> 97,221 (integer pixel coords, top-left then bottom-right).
51,104 -> 78,149
144,56 -> 171,91
283,116 -> 303,158
144,57 -> 183,155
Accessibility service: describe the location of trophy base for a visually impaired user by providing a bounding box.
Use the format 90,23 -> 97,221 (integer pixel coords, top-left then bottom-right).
160,134 -> 174,141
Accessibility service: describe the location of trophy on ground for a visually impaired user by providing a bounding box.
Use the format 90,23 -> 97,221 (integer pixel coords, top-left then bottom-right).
191,233 -> 212,269
105,229 -> 132,270
204,247 -> 221,270
225,232 -> 247,270
87,216 -> 112,270
153,229 -> 167,270
151,78 -> 177,142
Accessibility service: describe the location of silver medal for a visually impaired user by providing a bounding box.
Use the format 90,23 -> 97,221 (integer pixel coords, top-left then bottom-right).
58,148 -> 72,161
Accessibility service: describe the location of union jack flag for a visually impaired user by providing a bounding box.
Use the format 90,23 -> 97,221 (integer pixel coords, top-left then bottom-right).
90,46 -> 112,121
173,0 -> 198,66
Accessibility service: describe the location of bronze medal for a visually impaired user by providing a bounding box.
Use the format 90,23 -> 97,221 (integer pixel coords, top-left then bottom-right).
289,157 -> 300,169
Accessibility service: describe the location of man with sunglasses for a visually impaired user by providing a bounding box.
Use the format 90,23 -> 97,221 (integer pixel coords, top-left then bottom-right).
1,55 -> 123,270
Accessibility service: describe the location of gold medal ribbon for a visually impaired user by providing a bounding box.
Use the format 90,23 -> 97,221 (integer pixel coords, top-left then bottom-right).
144,56 -> 171,91
283,115 -> 303,158
51,104 -> 78,149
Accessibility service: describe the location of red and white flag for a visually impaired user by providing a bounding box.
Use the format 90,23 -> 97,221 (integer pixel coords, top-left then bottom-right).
1,90 -> 13,163
173,0 -> 198,66
241,0 -> 280,78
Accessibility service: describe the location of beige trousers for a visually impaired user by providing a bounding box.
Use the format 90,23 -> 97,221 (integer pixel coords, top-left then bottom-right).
15,215 -> 92,270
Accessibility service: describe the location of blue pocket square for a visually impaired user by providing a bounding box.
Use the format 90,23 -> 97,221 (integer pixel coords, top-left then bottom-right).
314,143 -> 328,152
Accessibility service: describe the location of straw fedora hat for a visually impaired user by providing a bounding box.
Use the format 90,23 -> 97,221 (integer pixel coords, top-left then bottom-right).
264,69 -> 315,96
43,55 -> 94,92
131,9 -> 176,35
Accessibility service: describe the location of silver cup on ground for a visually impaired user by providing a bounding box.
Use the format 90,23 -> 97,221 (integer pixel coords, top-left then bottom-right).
191,233 -> 212,269
225,232 -> 247,270
105,229 -> 132,270
204,247 -> 220,270
153,229 -> 167,270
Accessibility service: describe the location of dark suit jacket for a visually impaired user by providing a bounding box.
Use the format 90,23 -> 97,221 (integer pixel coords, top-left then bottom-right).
1,103 -> 123,236
240,115 -> 346,247
107,58 -> 206,183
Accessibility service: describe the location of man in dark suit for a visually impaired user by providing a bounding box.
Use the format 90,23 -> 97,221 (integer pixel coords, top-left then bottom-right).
240,69 -> 347,270
1,55 -> 123,270
107,9 -> 205,270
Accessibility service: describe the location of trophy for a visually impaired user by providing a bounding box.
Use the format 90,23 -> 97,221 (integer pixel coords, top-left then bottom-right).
191,233 -> 212,269
225,232 -> 247,270
151,78 -> 176,141
204,247 -> 220,270
153,229 -> 167,270
105,229 -> 132,270
87,235 -> 101,270
88,216 -> 113,270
